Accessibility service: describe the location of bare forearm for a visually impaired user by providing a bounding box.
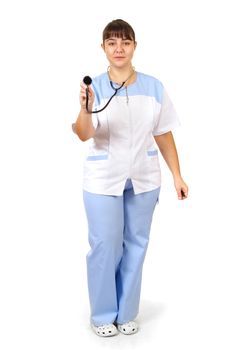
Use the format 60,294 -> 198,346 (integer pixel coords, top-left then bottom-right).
154,132 -> 181,179
72,110 -> 96,141
154,131 -> 188,199
72,81 -> 96,141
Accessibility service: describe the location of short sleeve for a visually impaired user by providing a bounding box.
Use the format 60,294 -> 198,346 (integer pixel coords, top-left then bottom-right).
153,88 -> 180,136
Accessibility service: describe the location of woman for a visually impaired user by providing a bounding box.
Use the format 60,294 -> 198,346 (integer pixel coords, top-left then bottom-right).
72,19 -> 188,337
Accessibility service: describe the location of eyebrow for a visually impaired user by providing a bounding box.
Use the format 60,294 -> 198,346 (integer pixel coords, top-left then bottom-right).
105,38 -> 132,41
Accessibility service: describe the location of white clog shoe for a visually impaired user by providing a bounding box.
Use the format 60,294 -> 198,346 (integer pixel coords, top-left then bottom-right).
117,321 -> 138,335
91,323 -> 118,337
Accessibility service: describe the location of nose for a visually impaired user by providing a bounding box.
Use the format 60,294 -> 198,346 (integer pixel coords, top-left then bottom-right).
115,42 -> 124,53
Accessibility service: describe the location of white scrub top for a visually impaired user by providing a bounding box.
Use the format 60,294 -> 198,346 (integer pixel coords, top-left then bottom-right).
82,72 -> 180,196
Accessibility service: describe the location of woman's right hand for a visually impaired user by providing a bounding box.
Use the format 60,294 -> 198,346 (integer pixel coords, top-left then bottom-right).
79,82 -> 95,112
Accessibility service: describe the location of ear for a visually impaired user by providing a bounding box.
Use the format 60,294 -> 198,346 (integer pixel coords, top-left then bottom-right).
101,43 -> 105,51
134,41 -> 137,49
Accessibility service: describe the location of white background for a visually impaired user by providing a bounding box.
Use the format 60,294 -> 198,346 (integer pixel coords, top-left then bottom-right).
0,0 -> 233,349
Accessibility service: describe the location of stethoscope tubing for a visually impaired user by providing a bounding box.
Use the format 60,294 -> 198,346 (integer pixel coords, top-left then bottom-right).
86,81 -> 125,114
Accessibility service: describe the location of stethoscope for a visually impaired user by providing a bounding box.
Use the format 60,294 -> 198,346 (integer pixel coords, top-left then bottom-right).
83,75 -> 125,114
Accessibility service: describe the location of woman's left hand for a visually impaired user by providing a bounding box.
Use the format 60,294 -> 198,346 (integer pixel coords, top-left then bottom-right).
174,176 -> 189,200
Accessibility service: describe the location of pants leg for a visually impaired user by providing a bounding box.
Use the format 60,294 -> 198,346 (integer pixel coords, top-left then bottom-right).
116,184 -> 160,324
83,190 -> 124,326
83,180 -> 160,326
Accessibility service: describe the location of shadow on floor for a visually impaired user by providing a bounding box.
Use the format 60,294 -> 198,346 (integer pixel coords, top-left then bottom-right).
138,299 -> 166,324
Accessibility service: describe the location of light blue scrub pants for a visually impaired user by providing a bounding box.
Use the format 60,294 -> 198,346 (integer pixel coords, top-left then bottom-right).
83,179 -> 160,326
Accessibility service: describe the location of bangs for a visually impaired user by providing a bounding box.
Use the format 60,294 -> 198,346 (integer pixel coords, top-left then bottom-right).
104,30 -> 133,41
103,19 -> 135,42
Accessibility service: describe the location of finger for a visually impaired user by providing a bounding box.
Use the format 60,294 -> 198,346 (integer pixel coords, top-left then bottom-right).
80,82 -> 93,93
86,86 -> 93,98
80,82 -> 87,89
177,190 -> 183,200
80,91 -> 87,98
177,188 -> 185,200
181,190 -> 186,199
80,87 -> 87,94
80,83 -> 94,99
181,189 -> 188,199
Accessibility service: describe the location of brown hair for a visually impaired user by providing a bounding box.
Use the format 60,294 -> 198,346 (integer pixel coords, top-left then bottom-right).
102,19 -> 136,43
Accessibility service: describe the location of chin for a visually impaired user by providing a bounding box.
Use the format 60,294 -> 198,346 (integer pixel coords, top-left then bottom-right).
112,61 -> 128,68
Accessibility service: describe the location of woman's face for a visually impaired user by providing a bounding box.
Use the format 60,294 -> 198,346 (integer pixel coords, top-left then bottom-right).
102,37 -> 137,69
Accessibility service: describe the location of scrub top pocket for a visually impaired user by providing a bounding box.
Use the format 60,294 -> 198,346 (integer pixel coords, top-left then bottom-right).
145,148 -> 160,175
84,154 -> 109,179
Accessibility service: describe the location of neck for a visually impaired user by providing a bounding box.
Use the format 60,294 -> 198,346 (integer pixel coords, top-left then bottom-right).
108,65 -> 135,85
